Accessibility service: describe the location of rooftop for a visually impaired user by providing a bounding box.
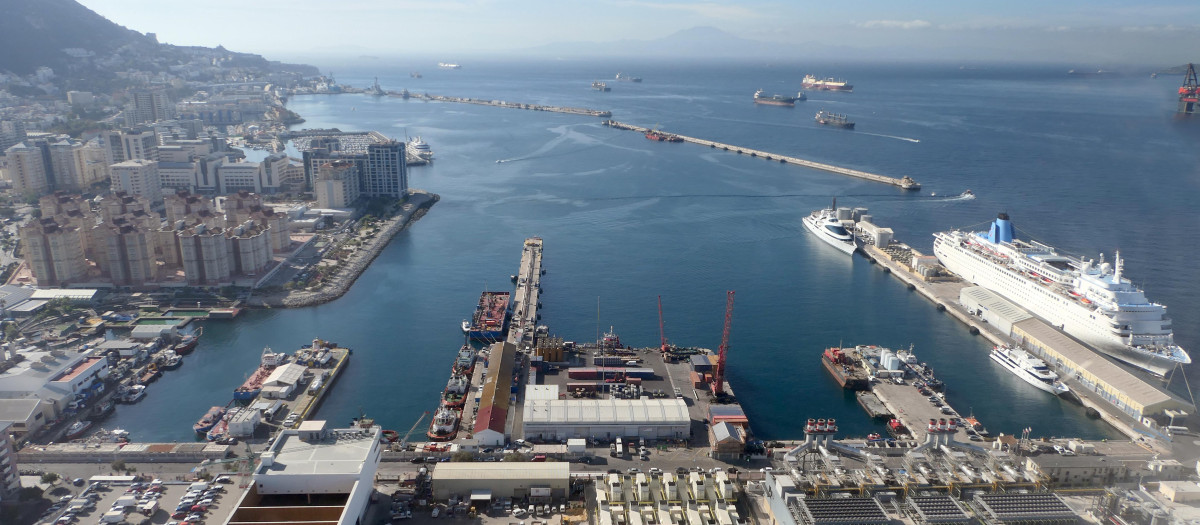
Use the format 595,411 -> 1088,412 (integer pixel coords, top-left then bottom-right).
261,426 -> 379,477
432,462 -> 570,481
523,398 -> 689,425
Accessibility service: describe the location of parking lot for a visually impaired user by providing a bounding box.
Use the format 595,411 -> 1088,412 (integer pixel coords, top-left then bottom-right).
33,477 -> 240,525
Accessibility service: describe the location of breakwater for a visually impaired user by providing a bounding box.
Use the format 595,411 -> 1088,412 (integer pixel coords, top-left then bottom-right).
603,120 -> 921,190
404,92 -> 612,117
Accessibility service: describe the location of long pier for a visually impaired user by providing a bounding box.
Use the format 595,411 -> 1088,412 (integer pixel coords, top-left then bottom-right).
400,92 -> 612,118
603,120 -> 921,190
507,237 -> 544,347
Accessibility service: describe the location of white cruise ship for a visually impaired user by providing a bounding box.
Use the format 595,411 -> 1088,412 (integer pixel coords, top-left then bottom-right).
801,199 -> 856,255
934,213 -> 1189,376
989,346 -> 1069,395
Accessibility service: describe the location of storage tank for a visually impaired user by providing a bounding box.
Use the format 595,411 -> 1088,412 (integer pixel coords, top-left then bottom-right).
887,356 -> 902,371
858,214 -> 873,225
852,208 -> 869,221
836,207 -> 853,220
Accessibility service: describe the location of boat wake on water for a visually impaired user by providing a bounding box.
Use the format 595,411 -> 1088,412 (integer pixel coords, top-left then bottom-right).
854,131 -> 921,143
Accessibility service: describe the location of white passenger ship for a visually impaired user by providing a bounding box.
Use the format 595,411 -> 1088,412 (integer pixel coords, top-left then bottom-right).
933,213 -> 1189,376
801,198 -> 856,255
989,346 -> 1069,395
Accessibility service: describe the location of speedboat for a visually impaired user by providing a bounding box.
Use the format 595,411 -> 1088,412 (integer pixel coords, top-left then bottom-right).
801,198 -> 856,255
65,420 -> 92,440
989,346 -> 1070,395
461,319 -> 470,333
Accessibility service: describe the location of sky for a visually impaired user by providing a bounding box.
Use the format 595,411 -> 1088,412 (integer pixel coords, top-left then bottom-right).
75,0 -> 1200,64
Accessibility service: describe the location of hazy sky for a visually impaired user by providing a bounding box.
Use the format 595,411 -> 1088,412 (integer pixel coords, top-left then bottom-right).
76,0 -> 1200,64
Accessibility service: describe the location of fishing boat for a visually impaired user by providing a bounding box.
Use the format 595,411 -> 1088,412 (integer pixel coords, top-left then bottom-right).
65,420 -> 93,440
193,406 -> 226,435
160,350 -> 182,370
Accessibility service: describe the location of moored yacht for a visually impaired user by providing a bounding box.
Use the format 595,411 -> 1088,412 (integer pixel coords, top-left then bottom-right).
802,198 -> 856,255
990,346 -> 1070,395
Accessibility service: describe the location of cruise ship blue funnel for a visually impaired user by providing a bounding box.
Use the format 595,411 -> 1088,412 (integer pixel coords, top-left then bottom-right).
988,213 -> 1013,244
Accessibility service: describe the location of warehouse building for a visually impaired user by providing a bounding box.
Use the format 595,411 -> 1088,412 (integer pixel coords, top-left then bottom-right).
522,389 -> 690,441
431,463 -> 569,501
474,342 -> 515,446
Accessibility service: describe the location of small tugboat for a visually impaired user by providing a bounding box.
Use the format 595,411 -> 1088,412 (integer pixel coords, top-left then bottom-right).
65,420 -> 93,440
442,373 -> 470,408
193,406 -> 226,435
426,406 -> 460,442
815,110 -> 855,129
173,334 -> 199,355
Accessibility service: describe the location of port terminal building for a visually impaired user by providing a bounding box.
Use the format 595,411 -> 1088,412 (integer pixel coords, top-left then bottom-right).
224,421 -> 380,525
431,463 -> 569,501
520,384 -> 689,441
959,286 -> 1192,421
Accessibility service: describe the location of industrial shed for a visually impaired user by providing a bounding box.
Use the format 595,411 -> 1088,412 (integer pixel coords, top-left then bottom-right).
474,342 -> 515,446
522,398 -> 689,441
959,286 -> 1032,335
431,463 -> 569,501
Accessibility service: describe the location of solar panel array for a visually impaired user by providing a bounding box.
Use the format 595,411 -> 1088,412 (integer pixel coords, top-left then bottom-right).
907,496 -> 971,524
973,493 -> 1079,524
793,497 -> 890,525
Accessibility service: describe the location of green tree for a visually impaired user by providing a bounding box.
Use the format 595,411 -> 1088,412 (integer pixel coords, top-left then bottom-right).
502,453 -> 527,462
451,451 -> 476,462
111,460 -> 126,472
40,472 -> 59,485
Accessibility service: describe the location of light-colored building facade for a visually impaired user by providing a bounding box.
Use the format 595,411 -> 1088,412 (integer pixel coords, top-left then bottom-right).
432,463 -> 570,500
177,223 -> 231,286
4,142 -> 50,196
0,421 -> 19,501
120,129 -> 158,162
20,219 -> 87,286
110,159 -> 163,203
127,89 -> 174,125
314,160 -> 359,209
217,162 -> 262,193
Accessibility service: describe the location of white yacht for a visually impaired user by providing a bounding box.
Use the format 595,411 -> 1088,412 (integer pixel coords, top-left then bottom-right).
408,136 -> 433,160
802,199 -> 856,255
934,213 -> 1189,376
990,346 -> 1070,395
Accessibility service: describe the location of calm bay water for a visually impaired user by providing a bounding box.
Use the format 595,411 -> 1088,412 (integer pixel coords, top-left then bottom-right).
105,60 -> 1200,443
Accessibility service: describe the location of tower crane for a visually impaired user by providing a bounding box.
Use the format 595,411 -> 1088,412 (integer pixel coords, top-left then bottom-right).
711,291 -> 735,396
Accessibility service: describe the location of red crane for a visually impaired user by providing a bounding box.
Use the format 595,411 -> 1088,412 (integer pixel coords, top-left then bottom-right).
657,295 -> 669,353
1180,63 -> 1198,115
711,290 -> 735,396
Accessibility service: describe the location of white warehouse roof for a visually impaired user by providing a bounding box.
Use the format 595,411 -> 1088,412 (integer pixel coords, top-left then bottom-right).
432,462 -> 569,481
30,289 -> 97,301
523,398 -> 689,426
264,363 -> 307,386
960,286 -> 1032,325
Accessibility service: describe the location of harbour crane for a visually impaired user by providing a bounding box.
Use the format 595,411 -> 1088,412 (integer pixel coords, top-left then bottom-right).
1180,63 -> 1198,115
399,411 -> 429,450
657,295 -> 670,353
711,291 -> 735,396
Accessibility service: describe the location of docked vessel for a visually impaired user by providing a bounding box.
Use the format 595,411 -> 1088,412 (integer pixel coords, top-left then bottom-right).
119,384 -> 146,404
753,89 -> 797,106
426,406 -> 460,441
645,130 -> 683,142
453,344 -> 476,375
821,347 -> 870,390
989,346 -> 1070,395
442,373 -> 470,408
234,347 -> 288,401
206,407 -> 239,441
815,110 -> 855,129
65,420 -> 92,440
160,350 -> 182,370
407,137 -> 433,161
933,213 -> 1191,376
801,198 -> 856,255
463,291 -> 511,342
193,406 -> 226,435
438,62 -> 461,69
173,334 -> 198,355
802,74 -> 853,92
615,72 -> 642,82
591,81 -> 611,92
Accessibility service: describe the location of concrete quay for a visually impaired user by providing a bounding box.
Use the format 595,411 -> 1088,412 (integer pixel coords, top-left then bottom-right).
507,237 -> 544,347
858,242 -> 1188,446
603,120 -> 921,190
408,92 -> 612,118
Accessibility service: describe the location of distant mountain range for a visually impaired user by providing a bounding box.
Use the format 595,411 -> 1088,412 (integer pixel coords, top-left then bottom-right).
0,0 -> 316,78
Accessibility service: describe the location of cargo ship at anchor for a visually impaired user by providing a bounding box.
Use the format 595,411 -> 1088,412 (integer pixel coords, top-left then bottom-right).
933,213 -> 1191,376
802,74 -> 853,92
592,81 -> 611,92
821,347 -> 870,390
233,347 -> 289,401
754,89 -> 798,106
815,110 -> 855,129
462,291 -> 511,342
615,72 -> 642,82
